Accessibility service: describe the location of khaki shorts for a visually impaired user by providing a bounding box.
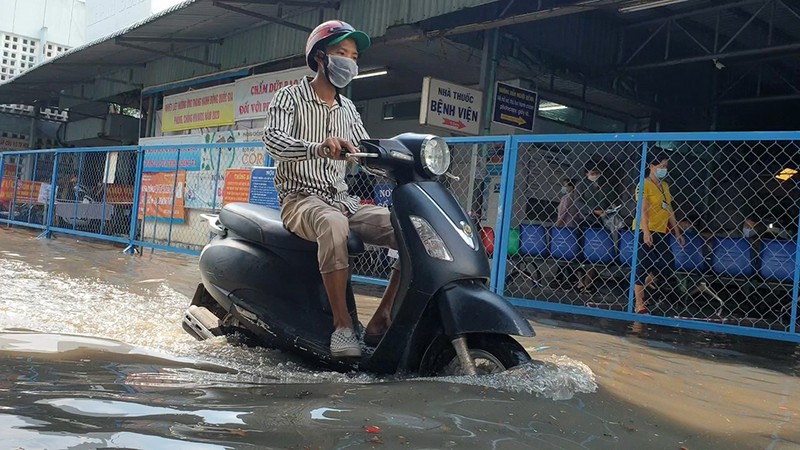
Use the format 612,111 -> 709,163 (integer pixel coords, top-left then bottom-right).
281,192 -> 400,274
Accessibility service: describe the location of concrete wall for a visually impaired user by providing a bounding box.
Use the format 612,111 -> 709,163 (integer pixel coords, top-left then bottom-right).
0,0 -> 85,47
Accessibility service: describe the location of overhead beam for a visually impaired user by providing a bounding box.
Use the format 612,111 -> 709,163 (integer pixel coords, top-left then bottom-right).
2,81 -> 61,85
423,0 -> 621,37
96,77 -> 144,87
216,0 -> 339,7
718,1 -> 770,53
717,93 -> 800,105
626,0 -> 768,28
212,2 -> 312,33
117,36 -> 224,44
115,41 -> 222,69
51,62 -> 147,68
624,42 -> 800,70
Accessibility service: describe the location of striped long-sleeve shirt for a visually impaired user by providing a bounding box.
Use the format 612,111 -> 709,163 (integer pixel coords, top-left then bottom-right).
262,76 -> 369,214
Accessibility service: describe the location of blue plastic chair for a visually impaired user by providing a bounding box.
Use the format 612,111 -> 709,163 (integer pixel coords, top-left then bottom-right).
671,232 -> 708,272
759,239 -> 797,282
549,226 -> 580,260
618,229 -> 635,266
712,237 -> 755,278
519,223 -> 548,257
583,228 -> 616,263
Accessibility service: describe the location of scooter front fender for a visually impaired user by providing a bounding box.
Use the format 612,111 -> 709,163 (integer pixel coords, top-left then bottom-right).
436,281 -> 535,337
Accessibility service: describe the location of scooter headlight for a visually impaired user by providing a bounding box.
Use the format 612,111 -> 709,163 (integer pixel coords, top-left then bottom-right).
421,136 -> 451,176
410,215 -> 452,261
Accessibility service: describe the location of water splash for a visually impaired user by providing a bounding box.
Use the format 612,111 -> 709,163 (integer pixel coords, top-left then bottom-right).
0,257 -> 596,399
0,258 -> 365,385
414,356 -> 598,400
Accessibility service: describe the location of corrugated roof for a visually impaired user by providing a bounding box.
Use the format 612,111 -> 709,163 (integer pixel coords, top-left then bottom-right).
0,0 -> 497,106
0,0 -> 302,104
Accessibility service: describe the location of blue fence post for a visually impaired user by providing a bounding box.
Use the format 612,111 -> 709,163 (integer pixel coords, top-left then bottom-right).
0,154 -> 5,224
37,151 -> 59,239
71,152 -> 85,230
0,153 -> 5,216
9,155 -> 20,222
490,135 -> 518,296
790,196 -> 800,334
27,154 -> 39,223
166,148 -> 181,248
99,151 -> 111,236
626,141 -> 650,314
211,147 -> 222,212
124,147 -> 145,254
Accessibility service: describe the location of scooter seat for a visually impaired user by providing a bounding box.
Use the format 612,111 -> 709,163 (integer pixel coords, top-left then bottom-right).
219,202 -> 365,255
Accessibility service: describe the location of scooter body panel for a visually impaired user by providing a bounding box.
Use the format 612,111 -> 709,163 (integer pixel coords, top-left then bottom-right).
198,230 -> 359,368
436,281 -> 536,337
188,136 -> 535,376
365,181 -> 531,373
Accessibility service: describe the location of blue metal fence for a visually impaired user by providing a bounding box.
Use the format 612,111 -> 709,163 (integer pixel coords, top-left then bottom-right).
493,132 -> 800,343
1,132 -> 798,343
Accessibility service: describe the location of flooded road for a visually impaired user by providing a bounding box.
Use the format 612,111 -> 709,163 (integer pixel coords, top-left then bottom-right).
1,228 -> 799,449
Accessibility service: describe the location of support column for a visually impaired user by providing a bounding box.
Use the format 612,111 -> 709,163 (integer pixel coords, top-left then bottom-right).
28,101 -> 39,150
479,28 -> 500,136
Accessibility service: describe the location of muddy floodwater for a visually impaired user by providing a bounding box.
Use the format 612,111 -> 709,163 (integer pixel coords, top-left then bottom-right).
1,228 -> 799,449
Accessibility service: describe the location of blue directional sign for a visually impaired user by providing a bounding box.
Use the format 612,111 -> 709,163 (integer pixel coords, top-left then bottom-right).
492,82 -> 538,132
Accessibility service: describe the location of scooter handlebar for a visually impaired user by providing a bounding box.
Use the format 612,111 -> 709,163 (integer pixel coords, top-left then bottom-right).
320,145 -> 379,159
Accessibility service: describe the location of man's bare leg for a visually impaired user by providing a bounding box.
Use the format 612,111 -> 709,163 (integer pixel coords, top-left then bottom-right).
321,268 -> 354,330
365,268 -> 400,335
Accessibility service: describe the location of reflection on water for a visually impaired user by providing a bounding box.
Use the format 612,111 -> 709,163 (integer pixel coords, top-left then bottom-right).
0,254 -> 616,449
0,332 -> 611,450
1,233 -> 799,449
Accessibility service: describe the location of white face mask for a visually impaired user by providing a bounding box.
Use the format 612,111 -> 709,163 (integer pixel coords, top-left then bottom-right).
587,174 -> 600,183
325,55 -> 359,88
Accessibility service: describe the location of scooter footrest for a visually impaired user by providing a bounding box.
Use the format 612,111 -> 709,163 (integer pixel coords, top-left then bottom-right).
182,305 -> 222,340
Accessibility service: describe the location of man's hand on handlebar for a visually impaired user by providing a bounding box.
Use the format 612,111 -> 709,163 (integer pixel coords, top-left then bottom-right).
319,137 -> 358,160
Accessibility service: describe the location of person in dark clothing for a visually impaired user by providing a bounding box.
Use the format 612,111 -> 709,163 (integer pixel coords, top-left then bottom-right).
575,161 -> 614,229
573,160 -> 615,293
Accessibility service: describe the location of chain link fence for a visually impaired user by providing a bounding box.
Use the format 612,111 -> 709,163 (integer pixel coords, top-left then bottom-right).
0,152 -> 51,229
50,149 -> 138,241
2,132 -> 798,342
349,137 -> 510,282
133,143 -> 272,253
1,148 -> 139,243
497,134 -> 800,340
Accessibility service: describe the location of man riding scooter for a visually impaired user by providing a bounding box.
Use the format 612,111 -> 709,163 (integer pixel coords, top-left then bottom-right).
261,20 -> 400,358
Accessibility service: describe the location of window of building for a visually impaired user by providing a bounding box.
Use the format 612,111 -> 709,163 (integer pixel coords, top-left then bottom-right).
382,99 -> 421,121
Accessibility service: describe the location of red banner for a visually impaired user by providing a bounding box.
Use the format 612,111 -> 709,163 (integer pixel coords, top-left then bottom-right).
222,169 -> 251,206
0,180 -> 43,203
138,172 -> 186,221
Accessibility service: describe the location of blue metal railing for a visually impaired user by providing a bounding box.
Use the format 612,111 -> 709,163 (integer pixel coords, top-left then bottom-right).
0,132 -> 797,343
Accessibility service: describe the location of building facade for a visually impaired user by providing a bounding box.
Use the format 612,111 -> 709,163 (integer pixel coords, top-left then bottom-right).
0,0 -> 86,149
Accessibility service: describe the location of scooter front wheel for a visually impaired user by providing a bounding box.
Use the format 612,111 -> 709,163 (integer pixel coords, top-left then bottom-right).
424,333 -> 531,376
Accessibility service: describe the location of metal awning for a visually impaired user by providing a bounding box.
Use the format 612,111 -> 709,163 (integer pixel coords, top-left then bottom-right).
0,0 -> 334,105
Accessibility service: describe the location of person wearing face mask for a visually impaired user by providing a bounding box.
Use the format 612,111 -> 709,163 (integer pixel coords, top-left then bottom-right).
555,178 -> 579,228
742,216 -> 760,239
571,161 -> 615,293
576,161 -> 613,230
262,20 -> 400,358
631,152 -> 685,315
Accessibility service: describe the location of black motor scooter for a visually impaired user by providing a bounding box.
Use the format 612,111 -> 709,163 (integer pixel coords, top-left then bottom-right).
182,133 -> 535,375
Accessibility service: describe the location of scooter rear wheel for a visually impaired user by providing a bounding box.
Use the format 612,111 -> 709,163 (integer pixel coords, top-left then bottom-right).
425,333 -> 531,376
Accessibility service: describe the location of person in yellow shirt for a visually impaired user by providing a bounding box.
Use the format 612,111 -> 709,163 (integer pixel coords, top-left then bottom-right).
632,152 -> 685,314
